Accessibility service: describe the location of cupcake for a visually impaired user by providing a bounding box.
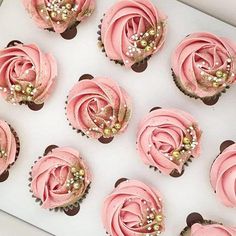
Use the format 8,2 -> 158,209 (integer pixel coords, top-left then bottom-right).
136,107 -> 202,177
29,145 -> 91,216
210,140 -> 236,208
180,212 -> 236,236
0,119 -> 20,182
102,179 -> 165,236
23,0 -> 95,39
0,40 -> 57,111
99,0 -> 167,72
171,32 -> 236,105
66,75 -> 132,144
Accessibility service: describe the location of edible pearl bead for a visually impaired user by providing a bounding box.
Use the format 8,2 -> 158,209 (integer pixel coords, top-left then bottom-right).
104,128 -> 111,136
140,40 -> 148,47
149,213 -> 155,219
26,86 -> 32,95
79,169 -> 85,176
65,3 -> 72,10
156,214 -> 163,222
153,224 -> 160,231
14,84 -> 22,92
172,150 -> 180,159
184,144 -> 191,150
73,182 -> 80,190
222,73 -> 228,80
183,137 -> 190,144
50,11 -> 57,18
62,13 -> 67,20
71,166 -> 77,173
111,128 -> 118,134
114,123 -> 121,130
27,96 -> 33,101
149,29 -> 156,36
145,46 -> 152,52
216,70 -> 223,78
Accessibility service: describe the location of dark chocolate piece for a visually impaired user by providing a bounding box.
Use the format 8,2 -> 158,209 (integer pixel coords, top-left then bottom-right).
98,136 -> 114,144
114,178 -> 128,188
28,102 -> 44,111
0,170 -> 9,182
186,212 -> 204,227
131,60 -> 148,73
64,204 -> 80,216
44,145 -> 59,155
79,74 -> 94,81
7,40 -> 23,48
220,140 -> 235,153
170,168 -> 184,178
61,27 -> 77,40
150,107 -> 162,112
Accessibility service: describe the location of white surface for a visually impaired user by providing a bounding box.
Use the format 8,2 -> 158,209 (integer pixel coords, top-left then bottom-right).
0,0 -> 235,236
0,211 -> 51,236
179,0 -> 236,26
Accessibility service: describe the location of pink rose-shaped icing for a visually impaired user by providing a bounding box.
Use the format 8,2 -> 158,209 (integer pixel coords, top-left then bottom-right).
66,77 -> 132,140
23,0 -> 95,34
171,32 -> 236,98
137,108 -> 202,175
31,146 -> 91,209
0,42 -> 57,105
210,143 -> 236,208
0,120 -> 17,175
191,223 -> 236,236
102,179 -> 164,236
100,0 -> 167,68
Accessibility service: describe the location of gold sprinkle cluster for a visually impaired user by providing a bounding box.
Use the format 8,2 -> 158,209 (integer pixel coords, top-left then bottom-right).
103,122 -> 122,138
66,166 -> 85,193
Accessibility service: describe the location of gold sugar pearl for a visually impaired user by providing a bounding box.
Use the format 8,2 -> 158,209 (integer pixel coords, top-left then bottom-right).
145,45 -> 152,52
222,73 -> 228,80
213,82 -> 219,88
172,150 -> 180,159
156,214 -> 163,222
216,70 -> 223,78
62,13 -> 68,20
111,128 -> 118,134
73,182 -> 80,190
71,166 -> 77,173
153,224 -> 160,231
79,169 -> 85,176
184,144 -> 191,150
14,84 -> 22,92
104,128 -> 112,136
183,137 -> 190,144
27,96 -> 33,101
114,123 -> 121,130
50,11 -> 57,19
140,40 -> 148,47
26,86 -> 33,95
149,29 -> 156,36
65,3 -> 72,10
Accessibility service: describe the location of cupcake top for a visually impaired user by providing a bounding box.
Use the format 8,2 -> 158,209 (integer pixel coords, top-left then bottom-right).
23,0 -> 95,34
0,120 -> 17,176
66,76 -> 132,142
100,0 -> 167,69
210,142 -> 236,208
102,179 -> 164,236
171,32 -> 236,99
137,108 -> 201,176
31,146 -> 91,209
190,223 -> 236,236
0,42 -> 57,107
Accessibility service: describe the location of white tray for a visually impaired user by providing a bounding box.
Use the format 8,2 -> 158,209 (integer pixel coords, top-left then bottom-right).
0,0 -> 235,235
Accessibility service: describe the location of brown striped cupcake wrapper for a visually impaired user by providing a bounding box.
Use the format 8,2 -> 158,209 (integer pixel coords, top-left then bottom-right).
28,145 -> 91,216
0,123 -> 20,182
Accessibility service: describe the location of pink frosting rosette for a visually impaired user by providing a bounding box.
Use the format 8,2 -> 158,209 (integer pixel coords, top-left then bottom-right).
102,179 -> 165,236
31,146 -> 91,209
0,120 -> 18,176
137,108 -> 202,176
0,42 -> 57,106
190,223 -> 236,236
171,32 -> 236,100
66,76 -> 132,142
100,0 -> 167,69
23,0 -> 95,34
210,142 -> 236,208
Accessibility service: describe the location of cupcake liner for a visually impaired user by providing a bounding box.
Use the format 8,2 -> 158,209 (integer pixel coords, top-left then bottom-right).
0,123 -> 20,182
171,69 -> 230,106
180,213 -> 220,236
97,17 -> 151,73
29,147 -> 91,216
